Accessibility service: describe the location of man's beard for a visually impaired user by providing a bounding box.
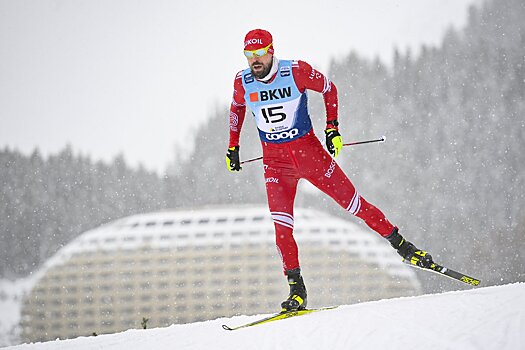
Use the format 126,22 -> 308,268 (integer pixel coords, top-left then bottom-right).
250,60 -> 273,79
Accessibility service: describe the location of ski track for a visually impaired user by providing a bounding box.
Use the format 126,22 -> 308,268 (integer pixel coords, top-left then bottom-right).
5,283 -> 524,350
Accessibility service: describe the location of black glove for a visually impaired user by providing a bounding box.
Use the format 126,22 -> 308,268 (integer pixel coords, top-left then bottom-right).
226,146 -> 242,172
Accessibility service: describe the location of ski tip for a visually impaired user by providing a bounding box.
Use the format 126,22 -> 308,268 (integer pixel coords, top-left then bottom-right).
381,135 -> 386,142
222,324 -> 233,331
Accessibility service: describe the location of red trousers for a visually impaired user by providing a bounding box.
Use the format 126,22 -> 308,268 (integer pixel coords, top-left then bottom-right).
262,130 -> 395,271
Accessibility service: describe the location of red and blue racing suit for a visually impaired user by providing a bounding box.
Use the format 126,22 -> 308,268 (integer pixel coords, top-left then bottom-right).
229,59 -> 395,271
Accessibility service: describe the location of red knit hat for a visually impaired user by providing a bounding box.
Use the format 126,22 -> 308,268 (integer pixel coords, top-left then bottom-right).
244,29 -> 274,54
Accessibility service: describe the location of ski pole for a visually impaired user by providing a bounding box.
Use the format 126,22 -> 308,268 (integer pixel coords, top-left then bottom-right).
343,135 -> 386,147
240,135 -> 386,165
240,155 -> 264,165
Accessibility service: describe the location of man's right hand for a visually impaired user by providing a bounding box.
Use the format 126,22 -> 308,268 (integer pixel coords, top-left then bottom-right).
226,146 -> 242,172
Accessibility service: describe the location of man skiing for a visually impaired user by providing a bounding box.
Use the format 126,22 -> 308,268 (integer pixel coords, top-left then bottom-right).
226,29 -> 433,312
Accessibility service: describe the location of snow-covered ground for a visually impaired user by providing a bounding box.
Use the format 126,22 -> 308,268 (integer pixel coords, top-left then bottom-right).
4,283 -> 523,350
0,277 -> 37,347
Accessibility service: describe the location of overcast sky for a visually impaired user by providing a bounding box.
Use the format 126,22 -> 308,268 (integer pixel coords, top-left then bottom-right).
0,0 -> 477,173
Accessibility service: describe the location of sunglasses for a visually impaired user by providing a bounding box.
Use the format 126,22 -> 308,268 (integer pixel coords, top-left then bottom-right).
244,43 -> 273,58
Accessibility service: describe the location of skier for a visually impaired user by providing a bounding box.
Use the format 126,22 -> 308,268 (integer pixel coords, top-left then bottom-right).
226,29 -> 433,312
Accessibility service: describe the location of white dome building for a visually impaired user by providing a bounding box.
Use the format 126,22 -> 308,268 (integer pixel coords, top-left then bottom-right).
21,206 -> 421,342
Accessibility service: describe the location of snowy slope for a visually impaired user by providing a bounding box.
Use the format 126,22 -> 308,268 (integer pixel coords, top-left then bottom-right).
6,283 -> 524,350
0,277 -> 37,347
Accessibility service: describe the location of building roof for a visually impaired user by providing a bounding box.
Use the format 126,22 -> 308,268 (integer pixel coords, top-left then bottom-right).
39,206 -> 416,280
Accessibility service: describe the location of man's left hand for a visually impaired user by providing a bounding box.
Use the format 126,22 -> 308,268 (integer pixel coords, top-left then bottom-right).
325,129 -> 343,158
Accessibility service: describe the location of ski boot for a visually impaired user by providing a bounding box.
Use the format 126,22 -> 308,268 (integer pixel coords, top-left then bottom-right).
386,227 -> 433,268
281,268 -> 307,312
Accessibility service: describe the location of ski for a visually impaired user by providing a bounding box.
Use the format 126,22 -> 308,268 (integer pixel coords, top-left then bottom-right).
404,260 -> 480,286
222,306 -> 338,331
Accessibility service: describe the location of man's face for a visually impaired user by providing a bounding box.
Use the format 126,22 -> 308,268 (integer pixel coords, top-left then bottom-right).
247,53 -> 273,79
